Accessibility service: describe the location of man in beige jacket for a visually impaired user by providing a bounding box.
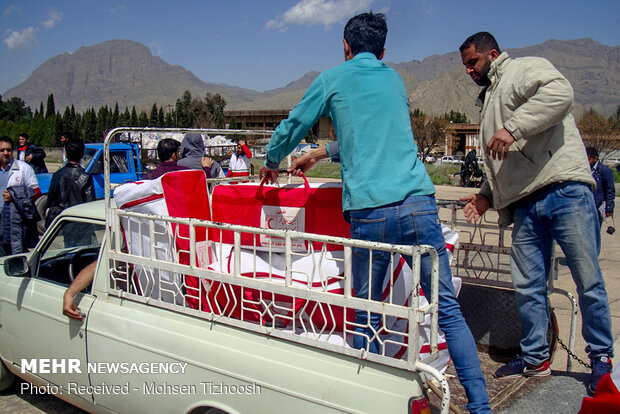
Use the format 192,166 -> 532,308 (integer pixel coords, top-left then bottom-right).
459,32 -> 613,393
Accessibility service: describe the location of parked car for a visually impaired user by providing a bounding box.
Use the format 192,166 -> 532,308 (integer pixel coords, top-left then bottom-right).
438,156 -> 463,165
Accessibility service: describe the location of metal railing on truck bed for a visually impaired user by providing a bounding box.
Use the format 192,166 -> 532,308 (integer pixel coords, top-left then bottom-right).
103,128 -> 451,413
436,200 -> 579,371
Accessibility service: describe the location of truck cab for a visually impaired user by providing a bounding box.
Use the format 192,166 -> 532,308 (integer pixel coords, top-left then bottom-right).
34,142 -> 143,232
36,143 -> 144,199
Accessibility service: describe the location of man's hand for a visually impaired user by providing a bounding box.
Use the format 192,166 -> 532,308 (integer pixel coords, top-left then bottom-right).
2,190 -> 12,203
63,291 -> 83,321
25,154 -> 33,162
201,156 -> 214,168
459,193 -> 491,223
238,140 -> 246,147
259,166 -> 279,184
486,128 -> 515,161
287,147 -> 329,177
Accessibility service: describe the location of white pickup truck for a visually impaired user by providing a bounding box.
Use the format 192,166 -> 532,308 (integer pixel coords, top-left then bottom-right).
0,128 -> 450,414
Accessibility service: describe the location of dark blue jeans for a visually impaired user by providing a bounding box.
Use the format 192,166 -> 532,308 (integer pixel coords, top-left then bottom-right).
511,182 -> 613,365
349,195 -> 490,413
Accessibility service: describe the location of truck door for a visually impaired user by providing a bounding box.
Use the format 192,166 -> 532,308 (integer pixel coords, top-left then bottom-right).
86,149 -> 134,198
0,218 -> 105,398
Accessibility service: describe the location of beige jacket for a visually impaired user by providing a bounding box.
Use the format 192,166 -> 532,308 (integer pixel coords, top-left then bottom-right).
477,52 -> 593,225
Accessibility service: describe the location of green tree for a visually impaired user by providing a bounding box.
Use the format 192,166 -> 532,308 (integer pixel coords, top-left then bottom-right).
4,97 -> 30,122
82,108 -> 98,142
120,107 -> 130,126
45,94 -> 56,119
411,108 -> 425,118
158,107 -> 165,127
149,103 -> 159,127
138,111 -> 148,127
130,106 -> 139,126
111,103 -> 120,127
442,110 -> 469,124
175,91 -> 192,127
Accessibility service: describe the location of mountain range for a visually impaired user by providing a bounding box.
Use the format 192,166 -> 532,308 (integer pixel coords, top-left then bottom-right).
4,38 -> 618,121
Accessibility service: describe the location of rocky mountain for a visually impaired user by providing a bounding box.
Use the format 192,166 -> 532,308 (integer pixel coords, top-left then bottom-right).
4,38 -> 618,119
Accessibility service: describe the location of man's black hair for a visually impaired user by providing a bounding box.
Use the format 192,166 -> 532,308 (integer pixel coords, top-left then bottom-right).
0,136 -> 13,150
61,131 -> 72,140
343,12 -> 387,59
459,32 -> 502,54
157,138 -> 181,162
65,139 -> 85,162
19,132 -> 30,140
586,146 -> 599,159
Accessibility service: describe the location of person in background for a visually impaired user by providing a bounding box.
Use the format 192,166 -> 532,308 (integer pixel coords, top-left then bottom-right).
178,133 -> 222,179
60,131 -> 72,164
17,133 -> 48,174
586,147 -> 615,230
226,140 -> 252,177
45,139 -> 95,228
0,136 -> 40,256
458,31 -> 613,392
150,138 -> 213,180
260,12 -> 490,413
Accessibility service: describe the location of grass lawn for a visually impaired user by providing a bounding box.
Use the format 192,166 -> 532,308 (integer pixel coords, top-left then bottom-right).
251,158 -> 462,186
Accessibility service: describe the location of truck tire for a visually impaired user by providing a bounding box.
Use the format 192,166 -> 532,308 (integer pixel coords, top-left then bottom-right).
0,360 -> 15,391
35,194 -> 48,234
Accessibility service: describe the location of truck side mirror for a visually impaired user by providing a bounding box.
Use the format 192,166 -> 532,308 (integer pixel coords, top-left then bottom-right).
4,256 -> 30,277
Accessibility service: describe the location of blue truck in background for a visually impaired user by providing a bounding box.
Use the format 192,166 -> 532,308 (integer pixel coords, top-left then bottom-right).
35,142 -> 144,230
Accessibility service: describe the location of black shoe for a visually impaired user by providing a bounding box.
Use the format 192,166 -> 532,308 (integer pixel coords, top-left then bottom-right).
589,356 -> 612,393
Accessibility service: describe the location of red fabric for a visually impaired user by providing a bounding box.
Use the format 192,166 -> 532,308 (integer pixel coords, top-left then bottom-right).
226,171 -> 250,178
579,373 -> 620,414
241,144 -> 252,159
211,176 -> 350,251
159,170 -> 212,310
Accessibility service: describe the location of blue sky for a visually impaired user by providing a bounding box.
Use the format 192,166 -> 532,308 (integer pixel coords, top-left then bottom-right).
1,0 -> 619,95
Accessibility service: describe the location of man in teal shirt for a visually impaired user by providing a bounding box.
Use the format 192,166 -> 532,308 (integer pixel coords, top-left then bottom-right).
260,12 -> 490,413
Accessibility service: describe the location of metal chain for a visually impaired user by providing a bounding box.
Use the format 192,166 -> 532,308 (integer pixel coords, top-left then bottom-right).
554,334 -> 592,369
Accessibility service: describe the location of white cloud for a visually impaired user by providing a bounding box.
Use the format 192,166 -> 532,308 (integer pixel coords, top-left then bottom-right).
110,5 -> 127,14
266,0 -> 374,31
4,27 -> 38,51
150,41 -> 163,56
3,4 -> 19,17
42,8 -> 63,29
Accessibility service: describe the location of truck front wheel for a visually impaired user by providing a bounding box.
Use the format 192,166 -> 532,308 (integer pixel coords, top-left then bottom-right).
0,360 -> 15,391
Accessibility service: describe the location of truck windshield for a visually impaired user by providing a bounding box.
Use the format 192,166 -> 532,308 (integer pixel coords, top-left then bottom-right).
81,148 -> 96,170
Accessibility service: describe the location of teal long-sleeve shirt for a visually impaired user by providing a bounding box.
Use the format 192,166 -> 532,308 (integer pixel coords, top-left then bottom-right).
265,52 -> 434,211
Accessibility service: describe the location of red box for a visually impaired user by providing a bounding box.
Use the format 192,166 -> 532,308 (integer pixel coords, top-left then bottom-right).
211,176 -> 350,251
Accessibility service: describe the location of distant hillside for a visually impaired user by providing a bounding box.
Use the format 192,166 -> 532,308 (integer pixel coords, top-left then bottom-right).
3,40 -> 263,112
392,38 -> 619,121
4,38 -> 618,119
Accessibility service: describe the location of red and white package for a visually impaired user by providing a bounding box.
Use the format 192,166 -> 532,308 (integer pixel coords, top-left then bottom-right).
211,176 -> 350,252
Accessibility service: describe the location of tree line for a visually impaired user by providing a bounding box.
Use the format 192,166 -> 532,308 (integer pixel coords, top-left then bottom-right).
1,90 -> 618,157
0,91 -> 227,147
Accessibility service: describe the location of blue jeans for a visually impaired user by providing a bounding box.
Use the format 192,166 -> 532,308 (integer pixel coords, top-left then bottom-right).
349,195 -> 490,414
511,182 -> 614,365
